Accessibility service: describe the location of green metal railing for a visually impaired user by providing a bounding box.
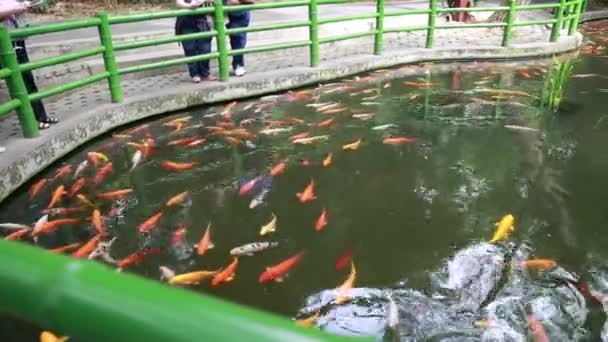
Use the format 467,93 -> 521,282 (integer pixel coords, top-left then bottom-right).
0,0 -> 584,138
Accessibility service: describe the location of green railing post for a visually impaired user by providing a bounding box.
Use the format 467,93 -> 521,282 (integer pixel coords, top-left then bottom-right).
308,0 -> 320,66
502,0 -> 516,47
568,0 -> 582,35
0,25 -> 38,137
214,0 -> 230,81
426,0 -> 437,48
582,0 -> 588,13
550,0 -> 566,42
96,12 -> 123,103
373,0 -> 385,55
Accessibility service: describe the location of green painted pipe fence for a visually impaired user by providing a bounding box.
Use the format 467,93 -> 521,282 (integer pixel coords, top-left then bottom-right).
0,0 -> 585,138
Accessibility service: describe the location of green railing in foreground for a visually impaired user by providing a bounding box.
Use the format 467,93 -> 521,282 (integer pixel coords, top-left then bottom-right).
0,0 -> 584,138
0,239 -> 362,341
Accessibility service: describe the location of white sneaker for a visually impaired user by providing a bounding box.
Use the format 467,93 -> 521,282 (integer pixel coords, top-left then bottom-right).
234,66 -> 246,77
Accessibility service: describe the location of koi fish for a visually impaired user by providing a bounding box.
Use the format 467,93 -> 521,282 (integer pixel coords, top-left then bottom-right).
342,139 -> 362,151
322,153 -> 333,167
336,247 -> 353,271
52,165 -> 73,182
49,242 -> 82,254
489,214 -> 515,243
0,223 -> 31,231
87,152 -> 103,168
372,124 -> 397,131
42,207 -> 84,216
196,223 -> 214,256
91,209 -> 106,235
519,259 -> 557,271
383,137 -> 418,145
32,215 -> 48,235
221,101 -> 238,118
47,185 -> 66,209
4,228 -> 31,240
315,208 -> 328,231
164,116 -> 192,126
296,179 -> 317,203
352,113 -> 375,121
527,315 -> 549,342
29,178 -> 48,201
260,127 -> 293,135
76,194 -> 97,209
117,248 -> 161,270
250,187 -> 271,209
138,211 -> 164,233
92,162 -> 113,187
112,133 -> 131,140
300,159 -> 311,167
169,269 -> 220,285
97,189 -> 133,200
317,117 -> 336,128
292,135 -> 330,145
67,178 -> 86,198
270,160 -> 287,177
130,150 -> 142,171
167,136 -> 199,146
230,241 -> 279,256
288,131 -> 311,142
32,218 -> 80,236
159,266 -> 176,281
295,312 -> 320,328
72,234 -> 102,258
258,250 -> 306,283
186,138 -> 206,147
171,224 -> 187,246
160,161 -> 198,172
335,261 -> 357,304
238,176 -> 261,196
211,257 -> 239,287
165,191 -> 190,207
260,213 -> 277,236
40,331 -> 69,342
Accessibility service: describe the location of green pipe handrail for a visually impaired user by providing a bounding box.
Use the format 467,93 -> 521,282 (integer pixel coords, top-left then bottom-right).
0,0 -> 585,138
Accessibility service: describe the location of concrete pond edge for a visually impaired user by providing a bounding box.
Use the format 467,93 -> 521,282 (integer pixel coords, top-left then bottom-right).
0,34 -> 585,203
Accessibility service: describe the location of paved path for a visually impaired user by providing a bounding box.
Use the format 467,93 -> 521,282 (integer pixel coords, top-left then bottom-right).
0,1 -> 558,153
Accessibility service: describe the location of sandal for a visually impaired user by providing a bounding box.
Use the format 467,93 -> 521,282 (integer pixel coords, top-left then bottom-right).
38,121 -> 51,130
41,116 -> 60,125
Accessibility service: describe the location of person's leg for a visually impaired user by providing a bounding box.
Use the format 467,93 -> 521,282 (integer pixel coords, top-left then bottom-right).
199,37 -> 213,79
181,35 -> 203,80
15,40 -> 52,124
227,11 -> 250,73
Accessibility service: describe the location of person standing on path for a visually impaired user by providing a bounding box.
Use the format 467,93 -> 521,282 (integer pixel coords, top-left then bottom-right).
225,0 -> 252,77
0,0 -> 58,130
176,0 -> 216,83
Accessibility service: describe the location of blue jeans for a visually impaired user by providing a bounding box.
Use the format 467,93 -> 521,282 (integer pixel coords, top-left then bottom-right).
226,11 -> 250,69
180,19 -> 212,78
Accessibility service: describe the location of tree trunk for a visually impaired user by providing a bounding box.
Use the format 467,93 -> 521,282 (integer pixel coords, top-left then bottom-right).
486,0 -> 532,22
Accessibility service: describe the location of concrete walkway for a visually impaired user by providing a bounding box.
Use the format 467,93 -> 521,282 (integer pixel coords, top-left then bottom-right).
0,0 -> 583,201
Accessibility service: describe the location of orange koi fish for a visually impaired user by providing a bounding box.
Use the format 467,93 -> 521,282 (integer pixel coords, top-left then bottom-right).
76,194 -> 97,209
29,178 -> 48,201
342,139 -> 362,151
317,117 -> 336,128
217,121 -> 235,128
169,269 -> 220,285
47,185 -> 66,209
87,152 -> 106,168
164,116 -> 192,126
117,248 -> 161,270
527,315 -> 549,342
165,191 -> 190,207
160,161 -> 198,172
167,136 -> 200,147
383,137 -> 418,145
91,209 -> 106,235
5,228 -> 31,241
520,259 -> 557,271
335,261 -> 357,304
205,126 -> 226,133
221,101 -> 238,119
322,153 -> 333,167
211,257 -> 239,287
67,178 -> 86,198
96,189 -> 133,200
296,179 -> 317,203
315,208 -> 328,231
270,160 -> 287,177
42,207 -> 84,216
92,162 -> 113,187
239,176 -> 261,196
197,223 -> 214,256
335,247 -> 353,271
258,250 -> 306,283
72,234 -> 102,258
32,218 -> 80,237
223,136 -> 242,145
52,165 -> 73,182
186,138 -> 206,147
138,211 -> 164,233
49,242 -> 82,254
288,131 -> 311,142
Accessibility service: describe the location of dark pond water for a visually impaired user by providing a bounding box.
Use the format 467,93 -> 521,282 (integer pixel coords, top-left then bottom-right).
2,21 -> 608,341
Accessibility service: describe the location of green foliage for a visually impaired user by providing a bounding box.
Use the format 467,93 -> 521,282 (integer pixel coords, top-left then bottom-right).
540,57 -> 575,112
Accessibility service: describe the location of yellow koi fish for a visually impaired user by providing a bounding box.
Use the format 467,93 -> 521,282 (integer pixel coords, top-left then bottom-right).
260,213 -> 277,236
335,261 -> 357,304
40,331 -> 69,342
489,214 -> 515,243
169,269 -> 220,285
